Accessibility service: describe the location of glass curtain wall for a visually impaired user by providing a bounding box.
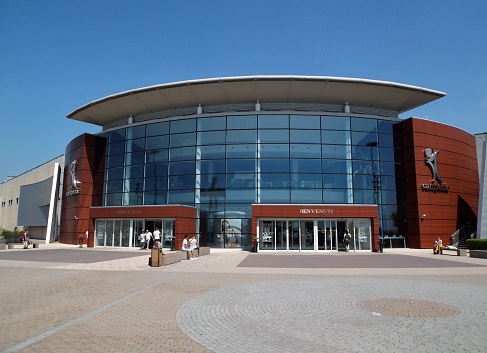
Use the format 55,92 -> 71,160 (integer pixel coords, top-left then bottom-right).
101,113 -> 398,248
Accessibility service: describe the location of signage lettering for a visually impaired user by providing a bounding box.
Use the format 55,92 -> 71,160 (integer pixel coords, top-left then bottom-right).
299,209 -> 334,214
421,184 -> 450,193
117,209 -> 142,215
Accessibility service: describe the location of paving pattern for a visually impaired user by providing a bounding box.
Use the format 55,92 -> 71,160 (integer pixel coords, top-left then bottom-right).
1,245 -> 487,353
177,278 -> 487,353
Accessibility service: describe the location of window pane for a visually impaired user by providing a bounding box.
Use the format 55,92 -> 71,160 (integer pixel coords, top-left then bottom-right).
171,119 -> 196,133
323,174 -> 349,189
290,159 -> 321,173
126,125 -> 146,139
290,115 -> 320,129
109,141 -> 125,155
226,189 -> 257,202
226,144 -> 256,159
378,120 -> 395,134
290,174 -> 322,188
146,136 -> 169,150
199,145 -> 225,159
227,159 -> 255,173
351,117 -> 377,132
260,189 -> 290,203
168,190 -> 194,204
379,147 -> 394,162
108,154 -> 125,168
169,175 -> 195,189
198,130 -> 226,145
146,149 -> 168,163
198,116 -> 226,131
291,129 -> 320,143
353,189 -> 375,204
108,129 -> 126,143
322,159 -> 351,174
258,129 -> 289,143
290,144 -> 321,159
147,121 -> 169,136
170,132 -> 196,147
126,151 -> 145,166
352,132 -> 377,146
170,147 -> 196,161
227,173 -> 255,188
352,145 -> 377,160
106,180 -> 123,193
322,145 -> 350,159
227,115 -> 257,129
169,161 -> 195,176
227,130 -> 257,144
199,160 -> 225,174
323,189 -> 350,203
260,173 -> 290,188
321,116 -> 350,130
322,130 -> 350,145
259,144 -> 289,158
124,166 -> 144,179
105,193 -> 122,206
291,189 -> 322,203
378,134 -> 394,148
106,167 -> 124,181
127,138 -> 145,153
145,162 -> 168,179
199,174 -> 226,189
258,114 -> 289,129
260,159 -> 290,173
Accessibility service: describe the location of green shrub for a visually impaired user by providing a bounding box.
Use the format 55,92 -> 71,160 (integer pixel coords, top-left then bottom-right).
466,239 -> 487,250
1,230 -> 22,243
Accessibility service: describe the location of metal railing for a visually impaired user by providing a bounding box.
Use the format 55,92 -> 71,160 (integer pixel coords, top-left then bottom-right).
450,221 -> 476,248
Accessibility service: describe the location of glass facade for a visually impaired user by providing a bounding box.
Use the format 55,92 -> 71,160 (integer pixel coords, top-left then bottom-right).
100,114 -> 399,248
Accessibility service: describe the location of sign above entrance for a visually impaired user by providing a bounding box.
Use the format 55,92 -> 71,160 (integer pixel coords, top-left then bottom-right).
300,208 -> 334,214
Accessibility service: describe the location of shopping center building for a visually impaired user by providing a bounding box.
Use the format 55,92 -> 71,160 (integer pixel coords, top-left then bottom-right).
58,76 -> 479,251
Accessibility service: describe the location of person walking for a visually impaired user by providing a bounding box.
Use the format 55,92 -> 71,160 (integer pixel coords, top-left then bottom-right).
343,230 -> 351,252
189,236 -> 198,259
182,234 -> 195,260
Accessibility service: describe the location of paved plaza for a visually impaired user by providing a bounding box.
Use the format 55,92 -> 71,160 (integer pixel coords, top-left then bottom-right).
1,244 -> 487,353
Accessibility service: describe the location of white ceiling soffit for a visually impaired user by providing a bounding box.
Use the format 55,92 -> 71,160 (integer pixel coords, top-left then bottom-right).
67,76 -> 445,126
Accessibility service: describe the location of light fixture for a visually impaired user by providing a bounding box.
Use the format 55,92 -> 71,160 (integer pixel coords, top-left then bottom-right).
421,214 -> 426,220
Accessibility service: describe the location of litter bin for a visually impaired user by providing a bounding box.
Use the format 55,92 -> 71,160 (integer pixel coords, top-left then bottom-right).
252,239 -> 258,253
150,248 -> 163,267
379,238 -> 384,253
170,237 -> 175,251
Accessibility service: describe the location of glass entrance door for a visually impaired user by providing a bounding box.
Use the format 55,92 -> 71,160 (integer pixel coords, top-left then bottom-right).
301,221 -> 314,250
317,220 -> 337,250
288,221 -> 300,250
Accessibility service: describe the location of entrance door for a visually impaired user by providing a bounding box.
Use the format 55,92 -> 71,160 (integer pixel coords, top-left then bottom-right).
288,221 -> 300,250
337,220 -> 347,251
317,220 -> 337,250
301,221 -> 314,250
276,221 -> 286,250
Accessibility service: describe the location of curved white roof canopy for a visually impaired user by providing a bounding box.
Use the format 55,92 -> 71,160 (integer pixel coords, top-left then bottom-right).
67,75 -> 445,127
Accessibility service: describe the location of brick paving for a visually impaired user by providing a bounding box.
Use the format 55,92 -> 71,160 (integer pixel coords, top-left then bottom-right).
0,244 -> 486,353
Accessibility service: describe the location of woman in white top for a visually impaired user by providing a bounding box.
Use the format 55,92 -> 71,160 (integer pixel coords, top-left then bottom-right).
182,234 -> 195,260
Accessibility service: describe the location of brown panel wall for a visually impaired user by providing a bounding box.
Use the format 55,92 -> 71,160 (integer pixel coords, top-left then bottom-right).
60,134 -> 106,246
396,118 -> 478,248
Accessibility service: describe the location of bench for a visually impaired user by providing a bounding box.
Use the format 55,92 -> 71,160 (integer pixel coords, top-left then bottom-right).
440,247 -> 466,256
160,252 -> 181,266
149,250 -> 182,267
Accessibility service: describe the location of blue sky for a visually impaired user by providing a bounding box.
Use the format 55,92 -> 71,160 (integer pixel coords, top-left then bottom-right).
1,0 -> 486,181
